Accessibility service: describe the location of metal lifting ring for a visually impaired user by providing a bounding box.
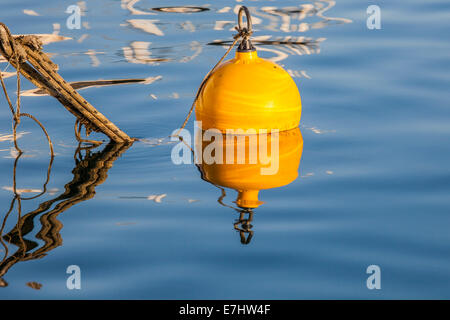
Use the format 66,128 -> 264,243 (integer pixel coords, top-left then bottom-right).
237,6 -> 255,52
238,6 -> 253,34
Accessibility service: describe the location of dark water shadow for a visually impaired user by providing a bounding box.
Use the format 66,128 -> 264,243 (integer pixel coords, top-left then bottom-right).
152,6 -> 210,13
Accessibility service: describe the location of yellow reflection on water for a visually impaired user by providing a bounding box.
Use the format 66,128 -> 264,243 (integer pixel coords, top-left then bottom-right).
197,128 -> 303,244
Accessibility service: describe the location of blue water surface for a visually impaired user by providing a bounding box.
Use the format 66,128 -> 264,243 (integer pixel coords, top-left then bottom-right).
0,0 -> 449,299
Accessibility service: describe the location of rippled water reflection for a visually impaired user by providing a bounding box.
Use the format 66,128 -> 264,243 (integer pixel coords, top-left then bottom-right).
0,0 -> 449,298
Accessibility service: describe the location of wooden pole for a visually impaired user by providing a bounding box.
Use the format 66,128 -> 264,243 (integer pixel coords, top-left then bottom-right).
0,23 -> 133,143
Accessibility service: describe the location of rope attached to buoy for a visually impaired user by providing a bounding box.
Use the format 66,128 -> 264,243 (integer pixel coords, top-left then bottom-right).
173,6 -> 254,137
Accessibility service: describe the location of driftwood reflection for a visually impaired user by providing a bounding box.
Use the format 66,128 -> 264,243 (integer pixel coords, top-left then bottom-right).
22,76 -> 162,97
0,142 -> 131,286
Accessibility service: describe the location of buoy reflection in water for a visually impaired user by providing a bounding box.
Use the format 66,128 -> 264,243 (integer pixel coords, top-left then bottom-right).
196,128 -> 303,244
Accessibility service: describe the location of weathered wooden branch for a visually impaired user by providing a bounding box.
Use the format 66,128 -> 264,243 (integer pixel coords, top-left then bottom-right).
0,23 -> 133,143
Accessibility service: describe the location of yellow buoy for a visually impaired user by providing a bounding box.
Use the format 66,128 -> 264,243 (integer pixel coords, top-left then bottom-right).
196,6 -> 302,132
199,128 -> 303,209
